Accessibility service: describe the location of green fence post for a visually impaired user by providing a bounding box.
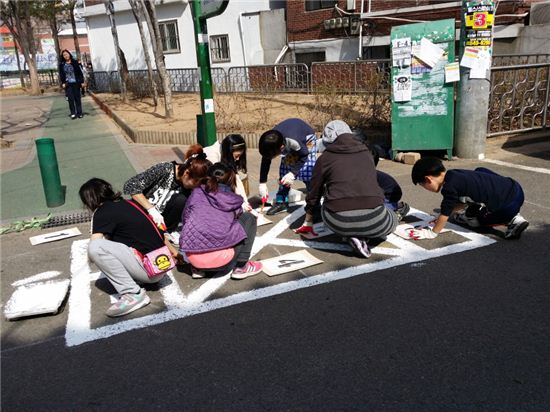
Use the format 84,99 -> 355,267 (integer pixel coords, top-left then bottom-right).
35,138 -> 65,207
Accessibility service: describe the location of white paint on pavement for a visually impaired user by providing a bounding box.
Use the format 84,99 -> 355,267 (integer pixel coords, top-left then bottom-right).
64,206 -> 497,347
11,271 -> 62,287
483,158 -> 550,175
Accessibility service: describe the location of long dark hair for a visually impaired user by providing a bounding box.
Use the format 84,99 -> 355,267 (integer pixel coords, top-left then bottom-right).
176,145 -> 211,188
220,134 -> 247,174
79,178 -> 122,211
59,49 -> 74,64
205,163 -> 236,193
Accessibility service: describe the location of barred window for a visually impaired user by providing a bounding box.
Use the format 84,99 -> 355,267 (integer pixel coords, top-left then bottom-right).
210,34 -> 231,63
159,20 -> 180,53
305,0 -> 337,11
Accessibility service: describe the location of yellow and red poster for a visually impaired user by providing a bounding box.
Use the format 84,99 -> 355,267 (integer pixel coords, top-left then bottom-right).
464,1 -> 495,48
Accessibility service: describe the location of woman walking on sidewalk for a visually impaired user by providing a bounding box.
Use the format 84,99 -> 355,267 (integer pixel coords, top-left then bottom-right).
58,49 -> 84,119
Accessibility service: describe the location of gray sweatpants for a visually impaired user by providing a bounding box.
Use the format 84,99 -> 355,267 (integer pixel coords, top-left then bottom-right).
88,238 -> 165,295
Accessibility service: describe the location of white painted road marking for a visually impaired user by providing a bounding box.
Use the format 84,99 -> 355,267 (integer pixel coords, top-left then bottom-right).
65,207 -> 496,346
483,158 -> 550,175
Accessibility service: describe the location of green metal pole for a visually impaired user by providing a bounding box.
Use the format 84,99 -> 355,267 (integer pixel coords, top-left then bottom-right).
191,0 -> 217,147
35,137 -> 65,207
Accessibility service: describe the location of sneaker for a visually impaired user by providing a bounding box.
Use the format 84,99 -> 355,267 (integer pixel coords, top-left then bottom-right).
231,261 -> 263,280
347,237 -> 372,258
395,201 -> 410,221
78,114 -> 83,118
106,288 -> 150,317
266,202 -> 289,216
505,214 -> 529,239
191,267 -> 205,279
70,114 -> 76,119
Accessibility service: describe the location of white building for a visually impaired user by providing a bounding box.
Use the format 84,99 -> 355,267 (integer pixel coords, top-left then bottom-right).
83,0 -> 286,72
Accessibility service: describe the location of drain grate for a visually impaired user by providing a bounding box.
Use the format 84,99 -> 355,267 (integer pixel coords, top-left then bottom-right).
42,211 -> 92,229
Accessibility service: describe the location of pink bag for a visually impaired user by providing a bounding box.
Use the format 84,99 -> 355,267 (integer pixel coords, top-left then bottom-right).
127,201 -> 176,278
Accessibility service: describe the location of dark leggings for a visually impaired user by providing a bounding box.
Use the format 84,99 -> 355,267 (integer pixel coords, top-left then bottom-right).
205,212 -> 258,273
162,192 -> 188,232
66,83 -> 82,115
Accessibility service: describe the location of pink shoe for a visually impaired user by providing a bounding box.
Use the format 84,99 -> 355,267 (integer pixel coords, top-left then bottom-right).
231,261 -> 263,280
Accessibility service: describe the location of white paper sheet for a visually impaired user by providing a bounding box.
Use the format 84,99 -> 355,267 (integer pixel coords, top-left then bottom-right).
250,209 -> 273,227
261,250 -> 323,277
460,47 -> 480,69
394,222 -> 450,240
445,62 -> 460,83
413,38 -> 444,68
392,37 -> 412,67
393,73 -> 412,102
469,49 -> 491,79
30,227 -> 82,245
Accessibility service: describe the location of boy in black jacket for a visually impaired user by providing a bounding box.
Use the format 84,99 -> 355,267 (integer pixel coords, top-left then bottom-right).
411,157 -> 528,240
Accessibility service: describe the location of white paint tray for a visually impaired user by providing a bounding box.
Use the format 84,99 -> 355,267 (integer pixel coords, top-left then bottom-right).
4,279 -> 70,320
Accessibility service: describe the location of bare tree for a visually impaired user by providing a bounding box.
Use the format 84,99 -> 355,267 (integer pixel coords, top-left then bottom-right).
1,1 -> 41,95
141,0 -> 173,118
67,0 -> 81,60
40,0 -> 66,57
128,0 -> 158,108
104,0 -> 128,103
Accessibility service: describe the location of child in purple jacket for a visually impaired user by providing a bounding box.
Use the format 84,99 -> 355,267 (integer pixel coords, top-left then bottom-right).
179,163 -> 263,280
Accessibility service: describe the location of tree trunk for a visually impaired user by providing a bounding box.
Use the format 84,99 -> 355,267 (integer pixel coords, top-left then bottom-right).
13,39 -> 25,88
8,1 -> 40,95
128,0 -> 158,107
69,4 -> 81,60
141,0 -> 173,118
49,18 -> 61,58
104,0 -> 128,103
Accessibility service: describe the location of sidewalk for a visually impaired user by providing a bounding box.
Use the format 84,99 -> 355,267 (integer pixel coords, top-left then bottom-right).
1,95 -> 137,222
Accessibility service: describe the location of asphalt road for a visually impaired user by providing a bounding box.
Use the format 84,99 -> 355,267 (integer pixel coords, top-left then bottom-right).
1,95 -> 549,410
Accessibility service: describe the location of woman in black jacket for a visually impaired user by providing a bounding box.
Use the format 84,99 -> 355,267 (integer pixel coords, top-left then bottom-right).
58,49 -> 84,119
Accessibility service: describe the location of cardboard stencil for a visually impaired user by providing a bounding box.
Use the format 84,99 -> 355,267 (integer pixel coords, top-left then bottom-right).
260,250 -> 323,277
4,279 -> 70,320
30,227 -> 81,245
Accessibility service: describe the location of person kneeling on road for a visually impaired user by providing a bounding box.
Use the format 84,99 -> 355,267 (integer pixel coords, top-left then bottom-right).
295,120 -> 398,258
410,157 -> 529,240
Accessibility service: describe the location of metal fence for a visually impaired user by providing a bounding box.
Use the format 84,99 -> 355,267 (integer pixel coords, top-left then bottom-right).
0,69 -> 59,89
492,54 -> 550,67
488,62 -> 550,136
89,61 -> 390,94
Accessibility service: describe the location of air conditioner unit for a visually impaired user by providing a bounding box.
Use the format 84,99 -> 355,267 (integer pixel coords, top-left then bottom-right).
335,18 -> 343,28
342,17 -> 349,27
350,17 -> 360,34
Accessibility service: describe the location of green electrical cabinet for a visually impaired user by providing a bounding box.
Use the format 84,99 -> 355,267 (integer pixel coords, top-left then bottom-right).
390,19 -> 455,160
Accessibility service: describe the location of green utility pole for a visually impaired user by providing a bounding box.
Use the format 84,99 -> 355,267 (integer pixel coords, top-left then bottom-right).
190,0 -> 229,147
35,138 -> 64,207
455,0 -> 495,159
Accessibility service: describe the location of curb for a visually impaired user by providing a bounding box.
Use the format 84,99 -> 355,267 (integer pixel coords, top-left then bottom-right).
89,92 -> 262,148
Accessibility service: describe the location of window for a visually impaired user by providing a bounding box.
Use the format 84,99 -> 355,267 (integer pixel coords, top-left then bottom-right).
210,34 -> 230,63
159,20 -> 180,53
305,0 -> 337,12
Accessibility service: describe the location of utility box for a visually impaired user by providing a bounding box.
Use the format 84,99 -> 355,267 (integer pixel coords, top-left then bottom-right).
390,19 -> 456,160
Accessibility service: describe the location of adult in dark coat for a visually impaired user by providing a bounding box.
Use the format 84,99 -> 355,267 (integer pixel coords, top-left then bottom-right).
58,49 -> 84,119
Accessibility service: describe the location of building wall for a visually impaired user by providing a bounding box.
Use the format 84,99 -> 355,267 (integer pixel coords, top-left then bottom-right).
85,0 -> 279,72
59,34 -> 90,56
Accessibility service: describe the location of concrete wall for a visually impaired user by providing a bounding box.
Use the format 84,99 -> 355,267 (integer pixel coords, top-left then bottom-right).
290,38 -> 359,62
86,0 -> 280,72
512,24 -> 550,54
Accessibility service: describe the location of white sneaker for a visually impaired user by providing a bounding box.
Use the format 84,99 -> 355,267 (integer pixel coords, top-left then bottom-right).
505,214 -> 529,239
191,267 -> 205,279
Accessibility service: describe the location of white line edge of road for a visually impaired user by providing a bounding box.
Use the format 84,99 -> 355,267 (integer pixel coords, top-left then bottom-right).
65,208 -> 496,347
483,158 -> 550,175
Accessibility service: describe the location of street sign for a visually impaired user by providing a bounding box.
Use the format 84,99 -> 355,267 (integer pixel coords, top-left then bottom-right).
199,0 -> 229,19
